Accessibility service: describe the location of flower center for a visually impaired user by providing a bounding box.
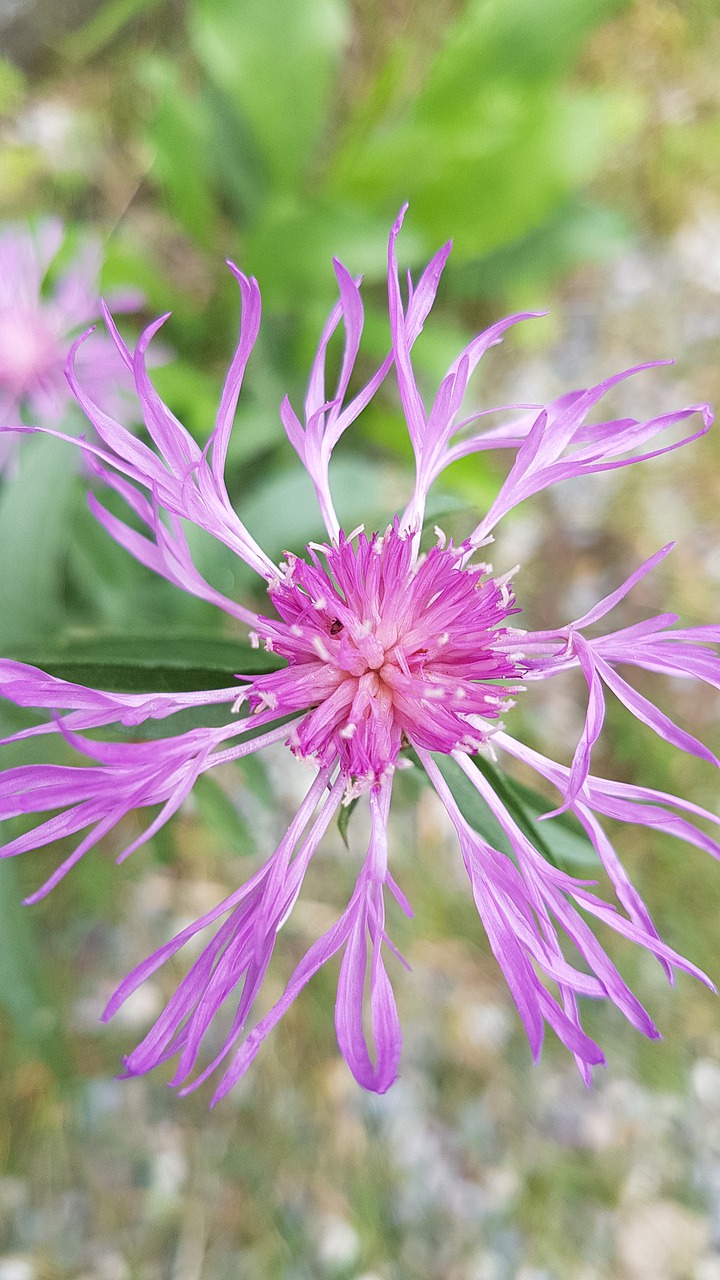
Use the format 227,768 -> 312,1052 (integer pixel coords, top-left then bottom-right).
247,524 -> 524,794
0,307 -> 59,395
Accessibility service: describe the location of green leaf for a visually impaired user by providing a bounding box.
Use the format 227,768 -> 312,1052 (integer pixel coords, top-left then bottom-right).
0,860 -> 68,1074
5,632 -> 282,694
59,0 -> 164,61
150,360 -> 225,441
332,0 -> 635,260
0,434 -> 78,646
58,0 -> 163,62
428,753 -> 511,851
237,752 -> 276,809
0,859 -> 46,1029
237,454 -> 407,565
243,200 -> 419,309
447,200 -> 631,304
193,773 -> 255,856
425,752 -> 600,872
144,58 -> 218,247
191,0 -> 348,196
0,56 -> 25,113
475,754 -> 600,871
337,796 -> 359,848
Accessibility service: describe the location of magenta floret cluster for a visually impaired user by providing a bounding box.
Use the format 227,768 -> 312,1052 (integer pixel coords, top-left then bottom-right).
1,207 -> 718,1101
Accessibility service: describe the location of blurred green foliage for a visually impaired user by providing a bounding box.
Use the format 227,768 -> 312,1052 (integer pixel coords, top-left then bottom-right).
144,0 -> 639,316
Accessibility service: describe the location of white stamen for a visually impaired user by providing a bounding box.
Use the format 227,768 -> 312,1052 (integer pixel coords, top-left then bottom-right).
496,563 -> 520,587
339,722 -> 357,740
466,713 -> 495,734
248,631 -> 260,649
344,772 -> 373,802
434,525 -> 447,548
312,635 -> 333,662
438,632 -> 450,646
294,747 -> 322,772
313,595 -> 328,611
256,690 -> 278,712
279,553 -> 297,583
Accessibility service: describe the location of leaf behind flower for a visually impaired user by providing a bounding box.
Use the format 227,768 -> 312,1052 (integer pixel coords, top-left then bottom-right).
4,632 -> 283,694
425,751 -> 601,873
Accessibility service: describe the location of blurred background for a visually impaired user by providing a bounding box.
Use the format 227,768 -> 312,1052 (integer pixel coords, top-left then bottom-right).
0,1 -> 719,1277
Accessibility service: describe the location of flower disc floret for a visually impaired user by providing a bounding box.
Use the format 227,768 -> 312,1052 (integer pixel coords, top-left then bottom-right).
245,523 -> 524,792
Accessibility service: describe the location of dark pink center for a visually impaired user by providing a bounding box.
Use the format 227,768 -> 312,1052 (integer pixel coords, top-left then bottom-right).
248,525 -> 525,792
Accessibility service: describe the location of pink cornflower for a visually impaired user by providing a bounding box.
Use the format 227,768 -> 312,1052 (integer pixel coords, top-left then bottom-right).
1,207 -> 719,1101
0,219 -> 140,471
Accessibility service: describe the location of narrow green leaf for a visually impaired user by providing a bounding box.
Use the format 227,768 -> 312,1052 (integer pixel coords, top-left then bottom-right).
144,58 -> 218,247
193,774 -> 255,856
0,56 -> 25,113
338,796 -> 360,848
428,753 -> 511,852
472,754 -> 600,871
0,859 -> 45,1029
0,860 -> 69,1075
447,200 -> 631,303
191,0 -> 348,195
420,752 -> 599,872
238,753 -> 275,810
60,0 -> 164,62
332,0 -> 635,260
0,434 -> 77,646
5,633 -> 282,694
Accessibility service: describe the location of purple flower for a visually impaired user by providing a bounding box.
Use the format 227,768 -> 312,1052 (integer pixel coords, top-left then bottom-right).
0,219 -> 140,471
1,206 -> 719,1101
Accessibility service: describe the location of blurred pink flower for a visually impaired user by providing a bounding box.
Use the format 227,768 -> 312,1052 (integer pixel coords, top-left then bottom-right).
1,207 -> 718,1101
0,218 -> 141,471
